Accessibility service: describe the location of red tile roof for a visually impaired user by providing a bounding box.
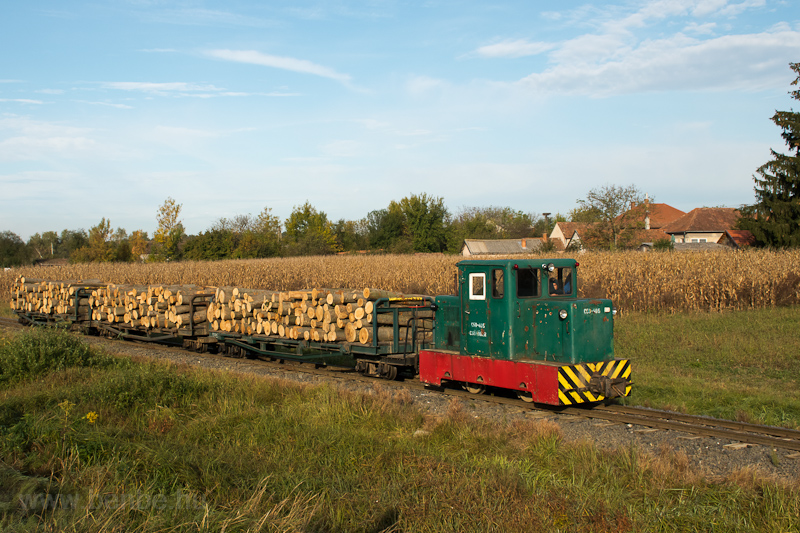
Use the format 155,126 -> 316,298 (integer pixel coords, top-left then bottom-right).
616,202 -> 685,228
646,204 -> 686,228
662,208 -> 741,234
552,222 -> 593,239
724,230 -> 756,248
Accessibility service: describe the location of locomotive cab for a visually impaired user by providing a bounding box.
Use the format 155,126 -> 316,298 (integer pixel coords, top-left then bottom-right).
421,259 -> 631,405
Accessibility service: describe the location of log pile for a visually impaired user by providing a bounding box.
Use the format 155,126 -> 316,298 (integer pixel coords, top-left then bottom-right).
9,277 -> 214,333
9,277 -> 434,346
207,286 -> 433,345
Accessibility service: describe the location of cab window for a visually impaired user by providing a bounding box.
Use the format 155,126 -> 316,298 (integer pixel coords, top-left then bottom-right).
517,267 -> 538,298
547,268 -> 573,296
492,269 -> 504,298
469,273 -> 486,300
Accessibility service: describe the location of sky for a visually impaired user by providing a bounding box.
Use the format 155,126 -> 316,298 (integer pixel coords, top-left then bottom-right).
1,0 -> 799,241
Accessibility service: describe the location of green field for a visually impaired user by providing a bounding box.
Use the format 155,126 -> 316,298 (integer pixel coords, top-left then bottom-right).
616,306 -> 800,429
1,308 -> 799,532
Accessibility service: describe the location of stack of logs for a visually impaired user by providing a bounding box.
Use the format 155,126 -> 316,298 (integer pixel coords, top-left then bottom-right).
9,277 -> 215,333
9,277 -> 433,346
207,287 -> 433,345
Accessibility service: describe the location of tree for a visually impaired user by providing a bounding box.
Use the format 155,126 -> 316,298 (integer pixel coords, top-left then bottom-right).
396,193 -> 450,253
365,208 -> 406,251
57,229 -> 88,259
284,202 -> 339,256
0,231 -> 30,267
576,184 -> 647,249
183,229 -> 237,261
152,197 -> 184,261
129,230 -> 149,260
72,218 -> 114,262
27,231 -> 60,260
739,63 -> 800,247
332,219 -> 368,252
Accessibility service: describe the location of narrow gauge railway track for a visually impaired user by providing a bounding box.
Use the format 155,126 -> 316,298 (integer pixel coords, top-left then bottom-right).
3,316 -> 800,452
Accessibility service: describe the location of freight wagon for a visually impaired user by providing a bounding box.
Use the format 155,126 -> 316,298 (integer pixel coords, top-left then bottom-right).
10,258 -> 631,406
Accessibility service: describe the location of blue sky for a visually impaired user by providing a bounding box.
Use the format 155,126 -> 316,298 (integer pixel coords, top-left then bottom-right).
1,0 -> 798,240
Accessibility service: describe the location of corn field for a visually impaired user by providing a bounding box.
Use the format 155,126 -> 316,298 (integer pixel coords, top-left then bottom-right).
4,249 -> 800,313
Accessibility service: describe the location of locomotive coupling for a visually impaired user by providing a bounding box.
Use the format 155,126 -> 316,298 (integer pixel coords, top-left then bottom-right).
588,373 -> 629,399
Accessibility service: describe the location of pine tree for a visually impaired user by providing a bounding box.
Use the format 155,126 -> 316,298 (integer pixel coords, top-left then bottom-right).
740,63 -> 800,247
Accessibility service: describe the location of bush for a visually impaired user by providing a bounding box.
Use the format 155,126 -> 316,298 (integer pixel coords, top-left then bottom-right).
0,328 -> 123,385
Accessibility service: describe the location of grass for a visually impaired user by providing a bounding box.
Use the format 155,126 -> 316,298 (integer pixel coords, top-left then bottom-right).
615,306 -> 800,428
0,328 -> 799,532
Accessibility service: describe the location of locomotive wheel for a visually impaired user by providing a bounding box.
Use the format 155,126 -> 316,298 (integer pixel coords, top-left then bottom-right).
463,383 -> 486,395
517,391 -> 534,403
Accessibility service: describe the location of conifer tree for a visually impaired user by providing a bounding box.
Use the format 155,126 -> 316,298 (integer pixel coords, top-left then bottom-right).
740,63 -> 800,247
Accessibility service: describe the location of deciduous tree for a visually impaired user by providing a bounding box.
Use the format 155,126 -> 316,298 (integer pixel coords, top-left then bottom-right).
284,202 -> 339,256
396,193 -> 450,253
0,231 -> 30,267
576,184 -> 647,249
152,197 -> 184,261
72,218 -> 114,262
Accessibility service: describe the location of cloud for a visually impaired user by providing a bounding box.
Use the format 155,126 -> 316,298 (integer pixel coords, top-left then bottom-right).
153,125 -> 219,139
206,49 -> 352,84
406,76 -> 445,96
683,22 -> 717,34
132,7 -> 275,28
101,82 -> 225,94
320,140 -> 361,157
517,28 -> 800,96
76,100 -> 134,109
0,116 -> 134,162
0,99 -> 44,105
474,39 -> 556,58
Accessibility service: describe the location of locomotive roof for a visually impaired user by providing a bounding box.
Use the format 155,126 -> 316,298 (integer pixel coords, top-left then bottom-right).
457,258 -> 578,269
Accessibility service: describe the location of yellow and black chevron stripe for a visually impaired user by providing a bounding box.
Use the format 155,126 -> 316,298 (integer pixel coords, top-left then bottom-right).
558,359 -> 631,405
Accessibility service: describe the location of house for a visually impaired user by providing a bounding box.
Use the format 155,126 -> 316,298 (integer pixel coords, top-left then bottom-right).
638,203 -> 685,230
461,238 -> 544,256
661,208 -> 741,244
549,222 -> 592,250
717,229 -> 755,250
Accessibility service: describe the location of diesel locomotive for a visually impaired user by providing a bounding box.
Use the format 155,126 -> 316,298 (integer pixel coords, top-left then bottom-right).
11,258 -> 631,406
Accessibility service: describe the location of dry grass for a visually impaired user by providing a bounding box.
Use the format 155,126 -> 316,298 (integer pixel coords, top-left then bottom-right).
4,249 -> 800,312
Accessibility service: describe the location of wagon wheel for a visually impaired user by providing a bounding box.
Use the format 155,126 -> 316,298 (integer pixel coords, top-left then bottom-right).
463,383 -> 486,395
516,391 -> 534,403
383,365 -> 398,381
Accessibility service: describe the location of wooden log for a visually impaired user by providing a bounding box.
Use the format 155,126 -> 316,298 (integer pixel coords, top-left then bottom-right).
326,290 -> 359,305
362,288 -> 407,300
174,310 -> 207,327
344,322 -> 358,343
358,327 -> 396,345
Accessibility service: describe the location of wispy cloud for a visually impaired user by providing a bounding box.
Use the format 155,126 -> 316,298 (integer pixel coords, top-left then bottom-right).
406,76 -> 445,96
76,100 -> 135,109
0,98 -> 44,105
0,116 -> 133,162
101,81 -> 225,93
518,28 -> 800,96
474,39 -> 556,58
497,1 -> 796,96
132,8 -> 275,28
206,49 -> 352,84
